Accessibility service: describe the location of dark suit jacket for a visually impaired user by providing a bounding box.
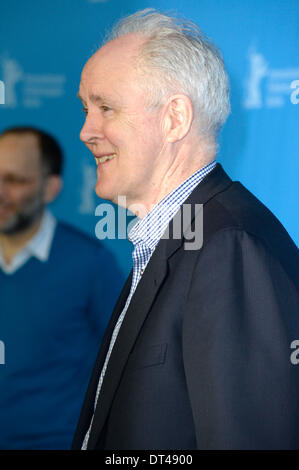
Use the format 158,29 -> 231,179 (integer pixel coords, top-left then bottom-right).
72,164 -> 299,450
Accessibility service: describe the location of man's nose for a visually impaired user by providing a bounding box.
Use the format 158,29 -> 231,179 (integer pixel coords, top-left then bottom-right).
80,113 -> 105,144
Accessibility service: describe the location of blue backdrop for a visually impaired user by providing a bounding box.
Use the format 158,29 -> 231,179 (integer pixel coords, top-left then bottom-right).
1,0 -> 298,276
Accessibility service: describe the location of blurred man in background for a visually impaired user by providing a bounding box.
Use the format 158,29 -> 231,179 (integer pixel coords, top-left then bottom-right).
0,126 -> 124,449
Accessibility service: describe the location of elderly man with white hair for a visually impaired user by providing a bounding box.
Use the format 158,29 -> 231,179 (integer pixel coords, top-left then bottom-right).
73,9 -> 299,450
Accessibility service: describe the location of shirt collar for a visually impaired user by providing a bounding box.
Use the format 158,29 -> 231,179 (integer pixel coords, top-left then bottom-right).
128,160 -> 216,250
26,210 -> 56,261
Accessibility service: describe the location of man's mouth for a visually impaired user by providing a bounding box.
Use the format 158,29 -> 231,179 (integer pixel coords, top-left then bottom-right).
94,153 -> 117,164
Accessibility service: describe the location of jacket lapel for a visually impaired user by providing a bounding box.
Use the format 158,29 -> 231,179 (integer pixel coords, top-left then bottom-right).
87,242 -> 169,448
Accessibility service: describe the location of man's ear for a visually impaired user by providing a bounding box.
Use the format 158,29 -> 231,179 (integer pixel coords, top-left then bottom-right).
164,94 -> 194,143
43,175 -> 63,204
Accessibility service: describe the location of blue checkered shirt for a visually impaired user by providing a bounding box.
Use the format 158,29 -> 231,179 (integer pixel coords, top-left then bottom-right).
82,159 -> 216,449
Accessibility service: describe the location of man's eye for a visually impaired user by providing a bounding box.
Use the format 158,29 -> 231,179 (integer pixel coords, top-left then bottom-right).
82,107 -> 88,115
3,175 -> 34,186
101,105 -> 111,112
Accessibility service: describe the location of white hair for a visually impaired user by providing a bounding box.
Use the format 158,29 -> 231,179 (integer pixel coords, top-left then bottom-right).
104,8 -> 230,138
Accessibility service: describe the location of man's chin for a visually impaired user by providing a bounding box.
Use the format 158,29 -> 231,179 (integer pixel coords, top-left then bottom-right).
0,215 -> 19,235
95,183 -> 114,203
0,213 -> 41,236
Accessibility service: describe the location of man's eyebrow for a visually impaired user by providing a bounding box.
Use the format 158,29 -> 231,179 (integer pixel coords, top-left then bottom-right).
77,92 -> 119,107
77,92 -> 109,104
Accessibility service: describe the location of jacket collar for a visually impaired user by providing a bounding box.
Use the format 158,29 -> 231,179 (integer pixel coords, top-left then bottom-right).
162,163 -> 233,260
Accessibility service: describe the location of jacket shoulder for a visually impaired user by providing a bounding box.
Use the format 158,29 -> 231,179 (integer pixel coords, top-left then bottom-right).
202,182 -> 299,287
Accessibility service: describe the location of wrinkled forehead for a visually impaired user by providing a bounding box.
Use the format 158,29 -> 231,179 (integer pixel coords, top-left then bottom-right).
92,33 -> 146,69
0,133 -> 42,174
80,33 -> 147,92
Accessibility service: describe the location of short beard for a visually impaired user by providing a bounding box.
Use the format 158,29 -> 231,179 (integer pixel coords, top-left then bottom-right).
0,188 -> 46,236
0,205 -> 44,235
